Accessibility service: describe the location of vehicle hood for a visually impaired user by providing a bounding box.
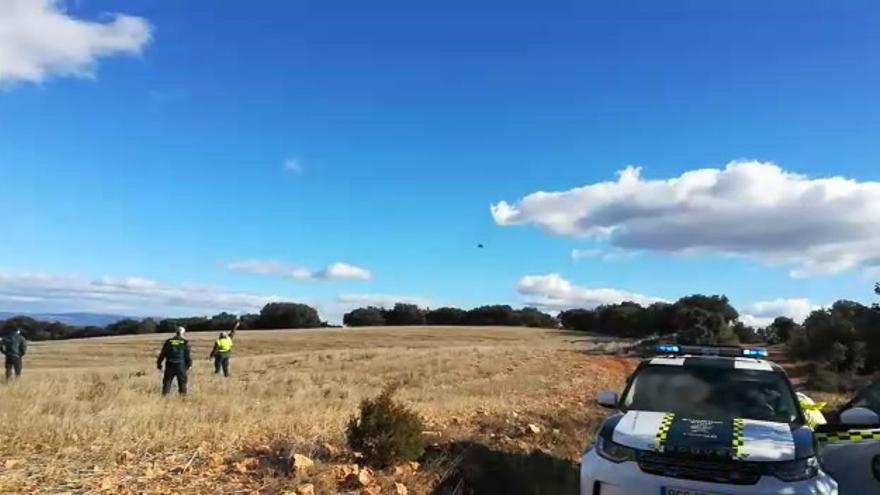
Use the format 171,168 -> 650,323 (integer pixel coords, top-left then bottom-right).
607,410 -> 801,462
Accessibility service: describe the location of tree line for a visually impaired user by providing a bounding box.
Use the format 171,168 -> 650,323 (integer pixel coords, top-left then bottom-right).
557,295 -> 743,344
342,304 -> 558,328
3,285 -> 879,379
781,300 -> 880,376
0,303 -> 324,342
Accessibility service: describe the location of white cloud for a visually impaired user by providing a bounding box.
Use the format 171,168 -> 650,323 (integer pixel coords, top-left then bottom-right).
739,298 -> 822,327
335,293 -> 430,308
517,273 -> 666,311
228,260 -> 372,281
571,248 -> 602,260
317,263 -> 371,280
284,158 -> 303,174
492,160 -> 880,278
0,273 -> 277,316
0,0 -> 152,85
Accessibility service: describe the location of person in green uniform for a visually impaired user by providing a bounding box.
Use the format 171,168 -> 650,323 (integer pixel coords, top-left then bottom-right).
1,327 -> 27,382
157,326 -> 192,395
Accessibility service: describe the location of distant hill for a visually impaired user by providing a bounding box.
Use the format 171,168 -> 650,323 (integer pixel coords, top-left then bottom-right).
0,312 -> 129,327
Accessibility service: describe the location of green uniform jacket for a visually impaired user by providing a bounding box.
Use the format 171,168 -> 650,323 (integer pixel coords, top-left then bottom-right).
157,337 -> 192,368
0,333 -> 27,359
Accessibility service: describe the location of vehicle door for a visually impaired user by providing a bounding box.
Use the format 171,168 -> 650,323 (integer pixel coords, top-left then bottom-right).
815,381 -> 880,491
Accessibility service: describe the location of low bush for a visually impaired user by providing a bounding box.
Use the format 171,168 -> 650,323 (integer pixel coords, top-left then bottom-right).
345,386 -> 425,468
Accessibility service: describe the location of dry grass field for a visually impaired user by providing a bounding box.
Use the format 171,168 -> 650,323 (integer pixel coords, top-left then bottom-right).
0,327 -> 634,494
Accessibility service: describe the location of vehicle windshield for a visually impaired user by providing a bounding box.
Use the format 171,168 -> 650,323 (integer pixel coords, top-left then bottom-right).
622,364 -> 800,423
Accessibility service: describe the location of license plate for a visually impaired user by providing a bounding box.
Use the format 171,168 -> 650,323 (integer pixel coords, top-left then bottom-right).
662,489 -> 726,495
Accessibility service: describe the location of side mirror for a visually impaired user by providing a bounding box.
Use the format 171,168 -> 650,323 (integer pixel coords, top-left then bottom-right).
840,407 -> 880,427
597,390 -> 619,408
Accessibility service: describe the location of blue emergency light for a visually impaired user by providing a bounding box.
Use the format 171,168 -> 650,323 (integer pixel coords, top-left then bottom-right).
742,348 -> 769,358
655,345 -> 768,358
657,345 -> 681,353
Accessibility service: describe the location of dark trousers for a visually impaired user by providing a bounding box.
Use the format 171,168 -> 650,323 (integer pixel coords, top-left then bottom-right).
4,357 -> 22,381
213,354 -> 230,377
162,363 -> 188,395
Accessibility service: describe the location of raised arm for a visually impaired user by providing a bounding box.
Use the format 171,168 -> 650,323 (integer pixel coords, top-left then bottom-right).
230,320 -> 240,339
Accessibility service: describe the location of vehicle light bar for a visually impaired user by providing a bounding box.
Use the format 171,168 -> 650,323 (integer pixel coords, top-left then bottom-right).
657,345 -> 680,353
742,348 -> 768,358
655,345 -> 768,358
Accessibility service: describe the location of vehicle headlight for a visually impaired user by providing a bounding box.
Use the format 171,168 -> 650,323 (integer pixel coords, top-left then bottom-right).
595,435 -> 638,463
766,457 -> 819,482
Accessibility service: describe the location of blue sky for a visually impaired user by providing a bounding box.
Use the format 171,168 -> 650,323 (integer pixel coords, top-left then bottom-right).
0,0 -> 878,323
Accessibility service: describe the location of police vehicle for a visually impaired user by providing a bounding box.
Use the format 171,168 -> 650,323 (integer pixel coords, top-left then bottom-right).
815,380 -> 880,493
580,345 -> 841,495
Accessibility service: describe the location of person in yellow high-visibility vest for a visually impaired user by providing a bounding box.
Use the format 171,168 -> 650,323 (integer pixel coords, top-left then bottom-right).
209,320 -> 239,377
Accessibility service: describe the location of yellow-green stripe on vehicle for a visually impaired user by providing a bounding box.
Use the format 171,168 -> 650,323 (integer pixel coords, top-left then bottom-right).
732,418 -> 745,460
815,429 -> 880,443
655,413 -> 675,452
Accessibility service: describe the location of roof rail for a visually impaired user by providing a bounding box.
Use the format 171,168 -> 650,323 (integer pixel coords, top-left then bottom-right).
656,344 -> 768,358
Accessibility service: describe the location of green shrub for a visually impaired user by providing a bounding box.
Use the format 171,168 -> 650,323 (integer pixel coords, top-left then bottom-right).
346,386 -> 426,468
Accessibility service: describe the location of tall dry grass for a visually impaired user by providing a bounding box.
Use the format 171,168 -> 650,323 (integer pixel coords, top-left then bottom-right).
0,326 -> 622,491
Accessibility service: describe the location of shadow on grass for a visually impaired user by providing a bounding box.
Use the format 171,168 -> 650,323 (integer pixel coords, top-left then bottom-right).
429,442 -> 579,495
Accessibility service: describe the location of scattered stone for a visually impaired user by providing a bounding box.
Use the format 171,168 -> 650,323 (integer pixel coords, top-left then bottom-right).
233,457 -> 259,473
208,453 -> 225,469
526,423 -> 542,434
394,482 -> 408,495
4,459 -> 20,469
392,460 -> 420,476
296,483 -> 315,495
357,467 -> 375,486
342,468 -> 375,490
253,444 -> 272,455
333,463 -> 360,480
291,453 -> 315,474
360,486 -> 381,495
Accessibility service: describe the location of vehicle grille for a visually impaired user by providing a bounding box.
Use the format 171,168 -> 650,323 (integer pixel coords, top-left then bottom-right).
637,452 -> 762,485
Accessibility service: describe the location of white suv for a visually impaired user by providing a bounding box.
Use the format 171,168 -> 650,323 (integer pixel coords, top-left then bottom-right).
580,346 -> 839,495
